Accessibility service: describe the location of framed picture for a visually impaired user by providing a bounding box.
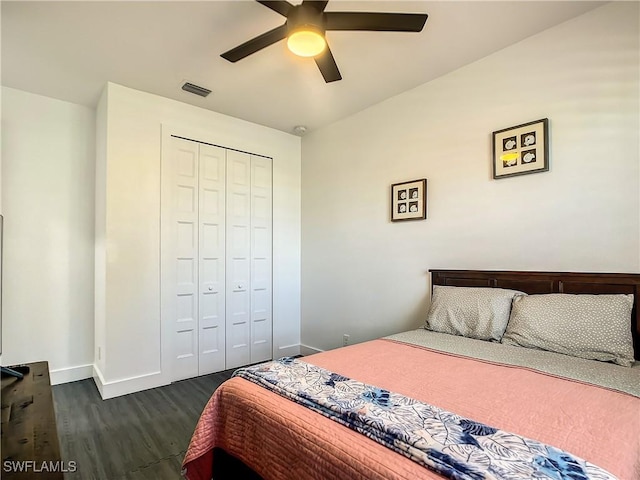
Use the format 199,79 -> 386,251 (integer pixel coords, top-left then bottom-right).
492,118 -> 549,179
391,179 -> 427,222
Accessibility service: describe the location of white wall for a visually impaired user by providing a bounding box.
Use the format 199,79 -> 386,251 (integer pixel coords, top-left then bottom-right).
95,83 -> 301,398
1,87 -> 96,384
301,2 -> 640,351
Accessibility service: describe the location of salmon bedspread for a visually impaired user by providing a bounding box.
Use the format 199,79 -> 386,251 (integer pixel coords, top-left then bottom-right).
182,339 -> 640,480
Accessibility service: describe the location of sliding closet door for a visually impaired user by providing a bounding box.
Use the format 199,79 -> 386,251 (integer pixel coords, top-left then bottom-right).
162,137 -> 200,381
198,145 -> 226,375
225,151 -> 251,369
250,156 -> 272,363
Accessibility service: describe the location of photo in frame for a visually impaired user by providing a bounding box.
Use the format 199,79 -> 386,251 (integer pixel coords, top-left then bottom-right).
391,179 -> 427,222
492,118 -> 549,179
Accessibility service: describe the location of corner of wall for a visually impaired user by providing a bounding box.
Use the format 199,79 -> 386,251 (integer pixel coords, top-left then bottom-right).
50,364 -> 94,386
276,344 -> 301,358
94,85 -> 108,375
300,344 -> 324,356
92,364 -> 167,400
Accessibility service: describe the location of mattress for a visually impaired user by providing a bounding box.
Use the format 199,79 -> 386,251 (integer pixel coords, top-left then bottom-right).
183,331 -> 640,480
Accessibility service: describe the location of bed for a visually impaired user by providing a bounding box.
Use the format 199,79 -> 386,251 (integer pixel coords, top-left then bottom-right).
182,270 -> 640,480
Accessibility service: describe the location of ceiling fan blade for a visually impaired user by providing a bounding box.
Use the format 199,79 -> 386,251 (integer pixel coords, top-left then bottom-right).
302,0 -> 329,13
221,24 -> 288,62
314,45 -> 342,83
325,12 -> 428,32
256,0 -> 294,17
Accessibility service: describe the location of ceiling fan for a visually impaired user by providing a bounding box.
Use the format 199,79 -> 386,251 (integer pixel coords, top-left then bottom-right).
221,0 -> 428,83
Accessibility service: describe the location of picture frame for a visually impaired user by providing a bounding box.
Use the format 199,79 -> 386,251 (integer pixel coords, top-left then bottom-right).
492,118 -> 549,179
391,179 -> 427,222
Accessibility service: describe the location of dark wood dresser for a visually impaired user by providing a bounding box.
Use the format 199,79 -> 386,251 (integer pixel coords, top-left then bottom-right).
1,361 -> 64,479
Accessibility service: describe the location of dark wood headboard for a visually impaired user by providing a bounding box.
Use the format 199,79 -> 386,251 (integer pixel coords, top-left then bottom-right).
430,269 -> 640,361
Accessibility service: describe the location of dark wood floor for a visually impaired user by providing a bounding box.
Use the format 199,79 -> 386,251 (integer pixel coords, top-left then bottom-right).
52,370 -> 235,480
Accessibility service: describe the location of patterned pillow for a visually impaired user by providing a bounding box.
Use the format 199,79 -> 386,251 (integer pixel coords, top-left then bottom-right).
502,294 -> 635,367
425,286 -> 525,341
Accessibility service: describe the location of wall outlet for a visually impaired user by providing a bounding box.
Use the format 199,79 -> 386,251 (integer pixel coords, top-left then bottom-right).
343,334 -> 350,347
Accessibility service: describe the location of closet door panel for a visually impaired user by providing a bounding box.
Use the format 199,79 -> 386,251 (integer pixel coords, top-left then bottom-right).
226,150 -> 251,369
250,156 -> 272,363
163,137 -> 199,382
198,144 -> 227,375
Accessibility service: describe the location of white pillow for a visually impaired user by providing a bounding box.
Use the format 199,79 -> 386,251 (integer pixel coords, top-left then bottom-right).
425,286 -> 525,341
502,294 -> 635,367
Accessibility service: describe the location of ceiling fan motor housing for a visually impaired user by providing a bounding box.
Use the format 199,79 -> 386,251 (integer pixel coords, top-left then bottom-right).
286,3 -> 325,35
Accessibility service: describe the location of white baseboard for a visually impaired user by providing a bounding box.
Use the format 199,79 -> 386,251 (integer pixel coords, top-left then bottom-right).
277,344 -> 301,358
49,364 -> 93,385
300,344 -> 324,356
92,364 -> 107,398
92,365 -> 168,400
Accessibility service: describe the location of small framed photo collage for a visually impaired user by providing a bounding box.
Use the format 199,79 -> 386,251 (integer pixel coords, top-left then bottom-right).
391,179 -> 427,222
492,118 -> 549,179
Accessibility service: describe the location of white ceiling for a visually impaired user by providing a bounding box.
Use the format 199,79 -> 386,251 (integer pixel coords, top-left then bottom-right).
1,1 -> 603,134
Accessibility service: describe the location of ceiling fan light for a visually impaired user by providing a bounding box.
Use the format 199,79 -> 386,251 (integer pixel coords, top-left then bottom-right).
287,29 -> 326,57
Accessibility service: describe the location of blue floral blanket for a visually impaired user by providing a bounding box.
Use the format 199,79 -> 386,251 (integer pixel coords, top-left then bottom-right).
233,358 -> 617,480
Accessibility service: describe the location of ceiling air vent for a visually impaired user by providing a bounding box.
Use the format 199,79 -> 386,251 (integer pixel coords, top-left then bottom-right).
181,82 -> 211,98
